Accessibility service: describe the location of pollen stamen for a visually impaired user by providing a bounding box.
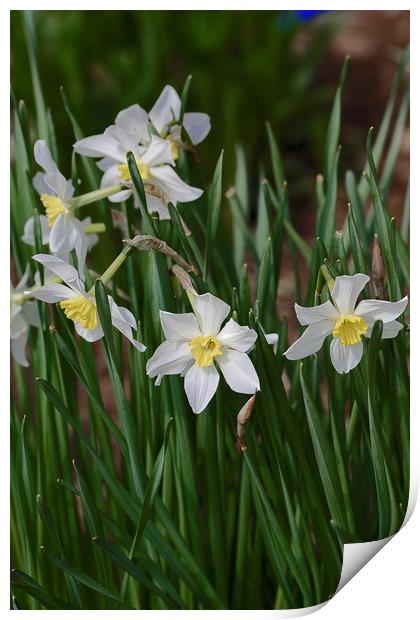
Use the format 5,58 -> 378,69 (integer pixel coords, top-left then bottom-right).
118,160 -> 150,182
190,335 -> 222,367
60,295 -> 98,329
40,194 -> 66,227
332,314 -> 368,346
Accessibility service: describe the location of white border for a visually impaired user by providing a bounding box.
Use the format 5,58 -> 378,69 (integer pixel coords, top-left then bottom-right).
3,3 -> 417,617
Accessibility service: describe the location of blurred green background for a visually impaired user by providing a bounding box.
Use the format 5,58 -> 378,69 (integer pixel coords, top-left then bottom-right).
11,10 -> 344,198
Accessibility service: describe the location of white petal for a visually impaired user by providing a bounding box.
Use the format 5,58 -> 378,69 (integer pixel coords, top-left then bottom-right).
115,104 -> 150,144
117,306 -> 137,330
73,134 -> 124,162
49,213 -> 80,255
183,112 -> 211,145
100,164 -> 122,188
355,296 -> 408,323
330,338 -> 363,374
331,274 -> 370,314
21,215 -> 50,246
141,136 -> 174,167
295,300 -> 339,325
160,310 -> 201,342
105,125 -> 141,155
22,301 -> 41,328
195,293 -> 230,336
108,189 -> 133,203
31,283 -> 75,303
146,194 -> 170,220
146,340 -> 192,378
150,165 -> 203,204
97,156 -> 117,172
34,141 -> 68,197
184,364 -> 219,413
217,349 -> 260,394
64,179 -> 75,200
32,254 -> 84,292
11,330 -> 29,367
149,85 -> 181,134
366,319 -> 404,339
34,140 -> 58,175
109,297 -> 146,352
265,333 -> 279,353
74,322 -> 104,342
217,319 -> 258,352
10,311 -> 27,339
74,228 -> 88,278
32,171 -> 51,195
284,320 -> 332,360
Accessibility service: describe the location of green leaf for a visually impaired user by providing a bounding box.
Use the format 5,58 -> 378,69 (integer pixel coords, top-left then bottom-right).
120,418 -> 174,598
266,122 -> 285,199
366,128 -> 401,300
299,366 -> 348,531
324,56 -> 349,182
11,570 -> 75,610
42,550 -> 127,607
367,320 -> 393,538
93,538 -> 183,608
23,11 -> 48,141
204,151 -> 224,280
127,151 -> 156,236
95,279 -> 143,499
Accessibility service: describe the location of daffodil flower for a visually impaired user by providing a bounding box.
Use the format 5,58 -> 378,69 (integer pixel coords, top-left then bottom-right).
10,267 -> 40,367
74,128 -> 203,219
33,140 -> 103,276
21,214 -> 100,258
284,273 -> 408,374
146,293 -> 260,413
30,254 -> 145,351
149,84 -> 211,148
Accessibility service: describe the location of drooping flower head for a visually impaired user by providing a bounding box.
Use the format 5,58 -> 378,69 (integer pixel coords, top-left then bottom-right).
284,273 -> 408,374
146,293 -> 260,413
10,267 -> 40,367
74,110 -> 203,219
33,140 -> 95,276
30,254 -> 145,351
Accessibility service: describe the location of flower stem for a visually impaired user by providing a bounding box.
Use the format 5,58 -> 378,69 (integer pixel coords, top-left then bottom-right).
84,222 -> 106,234
88,245 -> 135,295
71,185 -> 122,209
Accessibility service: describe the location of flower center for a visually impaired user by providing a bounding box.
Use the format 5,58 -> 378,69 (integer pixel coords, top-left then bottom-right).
190,335 -> 222,367
170,141 -> 179,161
332,314 -> 368,346
40,194 -> 66,227
118,160 -> 150,182
59,295 -> 98,329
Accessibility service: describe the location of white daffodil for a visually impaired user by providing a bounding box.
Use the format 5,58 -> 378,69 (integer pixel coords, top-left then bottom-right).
21,214 -> 100,257
30,254 -> 145,351
33,140 -> 94,276
10,267 -> 40,367
149,84 -> 211,149
284,273 -> 408,374
146,293 -> 260,413
74,127 -> 203,219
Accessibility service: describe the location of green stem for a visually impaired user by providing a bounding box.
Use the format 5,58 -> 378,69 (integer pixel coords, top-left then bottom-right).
84,223 -> 106,234
71,185 -> 122,209
88,245 -> 134,295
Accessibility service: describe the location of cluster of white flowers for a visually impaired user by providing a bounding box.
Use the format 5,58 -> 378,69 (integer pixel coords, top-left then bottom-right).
11,83 -> 409,415
73,85 -> 208,219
